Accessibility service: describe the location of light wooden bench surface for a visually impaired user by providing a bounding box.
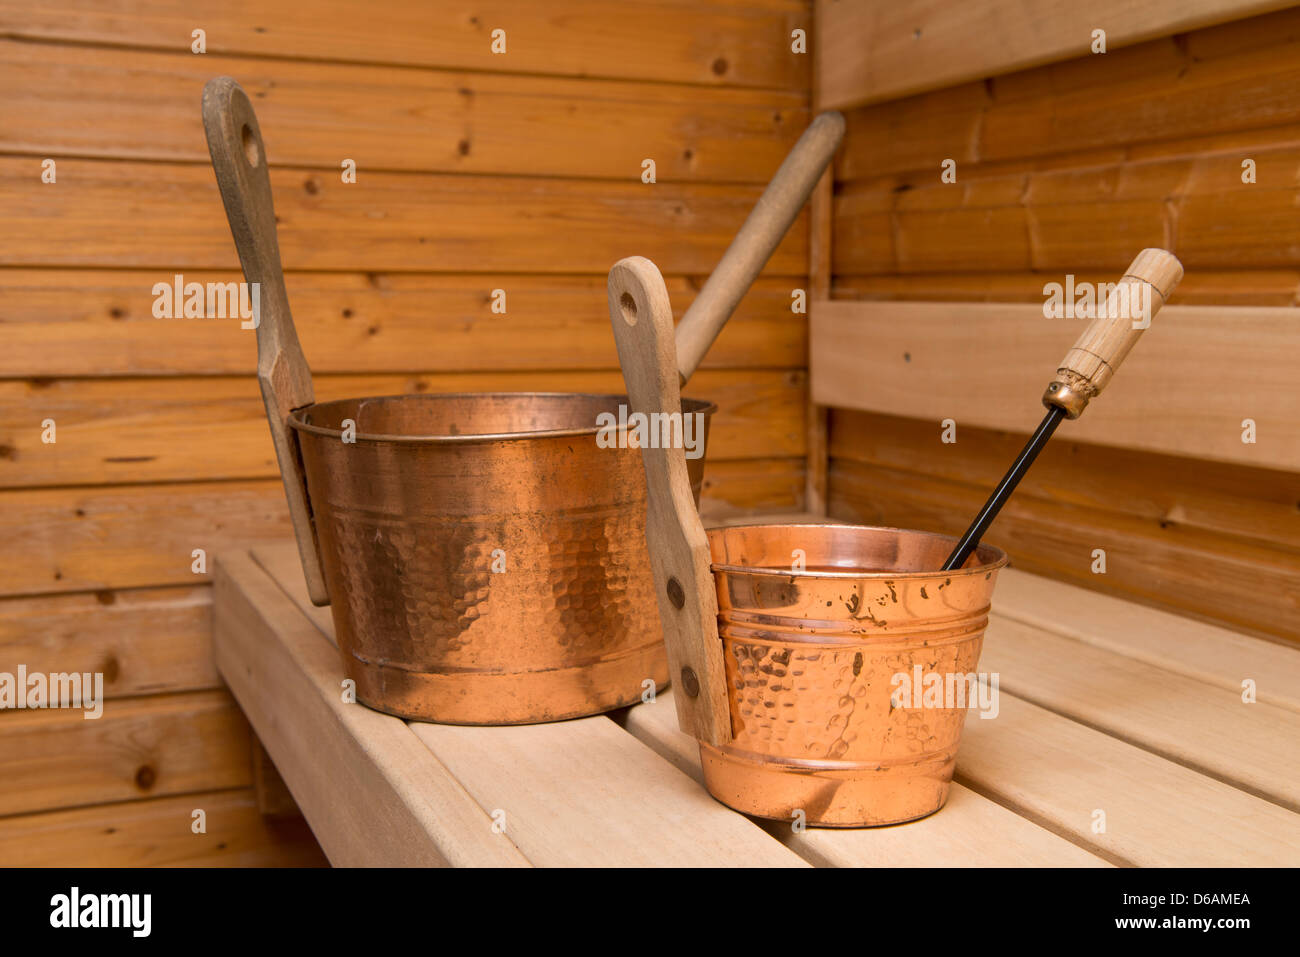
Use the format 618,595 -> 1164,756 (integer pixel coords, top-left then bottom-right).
213,541 -> 1300,867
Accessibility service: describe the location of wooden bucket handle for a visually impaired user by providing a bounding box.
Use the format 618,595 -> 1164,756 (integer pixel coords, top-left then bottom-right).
674,110 -> 844,386
201,76 -> 330,606
608,257 -> 731,747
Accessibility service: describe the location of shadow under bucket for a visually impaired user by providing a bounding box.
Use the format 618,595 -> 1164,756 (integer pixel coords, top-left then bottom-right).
699,523 -> 1008,827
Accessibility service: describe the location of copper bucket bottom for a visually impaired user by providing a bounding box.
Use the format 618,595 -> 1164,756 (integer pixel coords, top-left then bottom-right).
698,743 -> 957,827
290,392 -> 711,724
699,523 -> 1007,827
348,639 -> 668,726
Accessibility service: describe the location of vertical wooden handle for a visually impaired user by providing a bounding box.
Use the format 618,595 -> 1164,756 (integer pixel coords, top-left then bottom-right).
674,110 -> 846,386
608,257 -> 731,747
1043,248 -> 1184,419
202,76 -> 330,606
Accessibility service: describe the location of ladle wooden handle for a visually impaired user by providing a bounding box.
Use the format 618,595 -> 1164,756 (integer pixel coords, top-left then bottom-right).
674,110 -> 845,386
1043,248 -> 1184,418
608,257 -> 730,747
202,76 -> 330,606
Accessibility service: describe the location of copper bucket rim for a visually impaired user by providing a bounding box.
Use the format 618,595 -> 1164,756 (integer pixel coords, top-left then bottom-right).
287,390 -> 718,445
705,522 -> 1009,580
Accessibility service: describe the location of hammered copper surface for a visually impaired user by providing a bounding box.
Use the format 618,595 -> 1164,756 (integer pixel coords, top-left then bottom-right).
290,392 -> 713,723
699,524 -> 1007,826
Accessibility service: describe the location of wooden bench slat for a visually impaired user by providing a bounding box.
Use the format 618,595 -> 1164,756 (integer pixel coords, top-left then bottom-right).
981,616 -> 1300,808
994,569 -> 1300,713
233,546 -> 1293,866
770,784 -> 1108,868
958,692 -> 1300,866
213,552 -> 530,867
253,547 -> 337,642
622,688 -> 1108,867
410,720 -> 807,868
252,544 -> 804,868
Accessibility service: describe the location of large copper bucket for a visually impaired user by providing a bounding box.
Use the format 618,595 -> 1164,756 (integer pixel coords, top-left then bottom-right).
609,256 -> 1008,826
288,392 -> 711,723
700,523 -> 1006,825
202,77 -> 844,723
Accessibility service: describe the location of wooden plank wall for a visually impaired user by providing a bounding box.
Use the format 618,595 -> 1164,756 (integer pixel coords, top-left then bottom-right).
823,6 -> 1300,643
0,0 -> 812,865
814,0 -> 1295,108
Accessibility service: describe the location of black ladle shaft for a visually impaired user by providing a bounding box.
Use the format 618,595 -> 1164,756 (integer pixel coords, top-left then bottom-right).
941,406 -> 1065,570
938,249 -> 1182,571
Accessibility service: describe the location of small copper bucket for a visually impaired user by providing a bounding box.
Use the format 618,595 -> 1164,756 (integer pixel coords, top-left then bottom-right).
700,523 -> 1006,826
609,256 -> 1008,827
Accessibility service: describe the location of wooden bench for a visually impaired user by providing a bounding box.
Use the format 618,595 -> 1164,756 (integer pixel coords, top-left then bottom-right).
213,539 -> 1300,867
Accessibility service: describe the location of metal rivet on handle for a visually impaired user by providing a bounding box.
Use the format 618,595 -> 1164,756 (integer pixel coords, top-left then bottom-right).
666,576 -> 685,609
681,666 -> 700,698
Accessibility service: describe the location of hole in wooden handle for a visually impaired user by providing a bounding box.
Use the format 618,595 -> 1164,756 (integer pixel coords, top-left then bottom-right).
618,291 -> 638,326
241,123 -> 261,168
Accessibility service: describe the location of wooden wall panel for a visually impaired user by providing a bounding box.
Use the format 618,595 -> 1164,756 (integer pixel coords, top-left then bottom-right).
0,586 -> 216,699
0,790 -> 327,866
0,690 -> 253,817
831,411 -> 1300,552
0,0 -> 809,88
832,143 -> 1300,276
699,457 -> 808,518
0,464 -> 806,598
0,158 -> 806,275
830,456 -> 1300,643
0,271 -> 804,377
832,271 -> 1300,306
830,5 -> 1300,279
0,482 -> 295,597
821,7 -> 1300,644
815,0 -> 1290,109
829,411 -> 1300,642
0,1 -> 813,866
1,40 -> 806,181
0,370 -> 807,487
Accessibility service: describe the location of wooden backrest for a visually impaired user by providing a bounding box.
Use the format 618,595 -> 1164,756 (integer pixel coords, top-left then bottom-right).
810,3 -> 1300,644
812,300 -> 1298,472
